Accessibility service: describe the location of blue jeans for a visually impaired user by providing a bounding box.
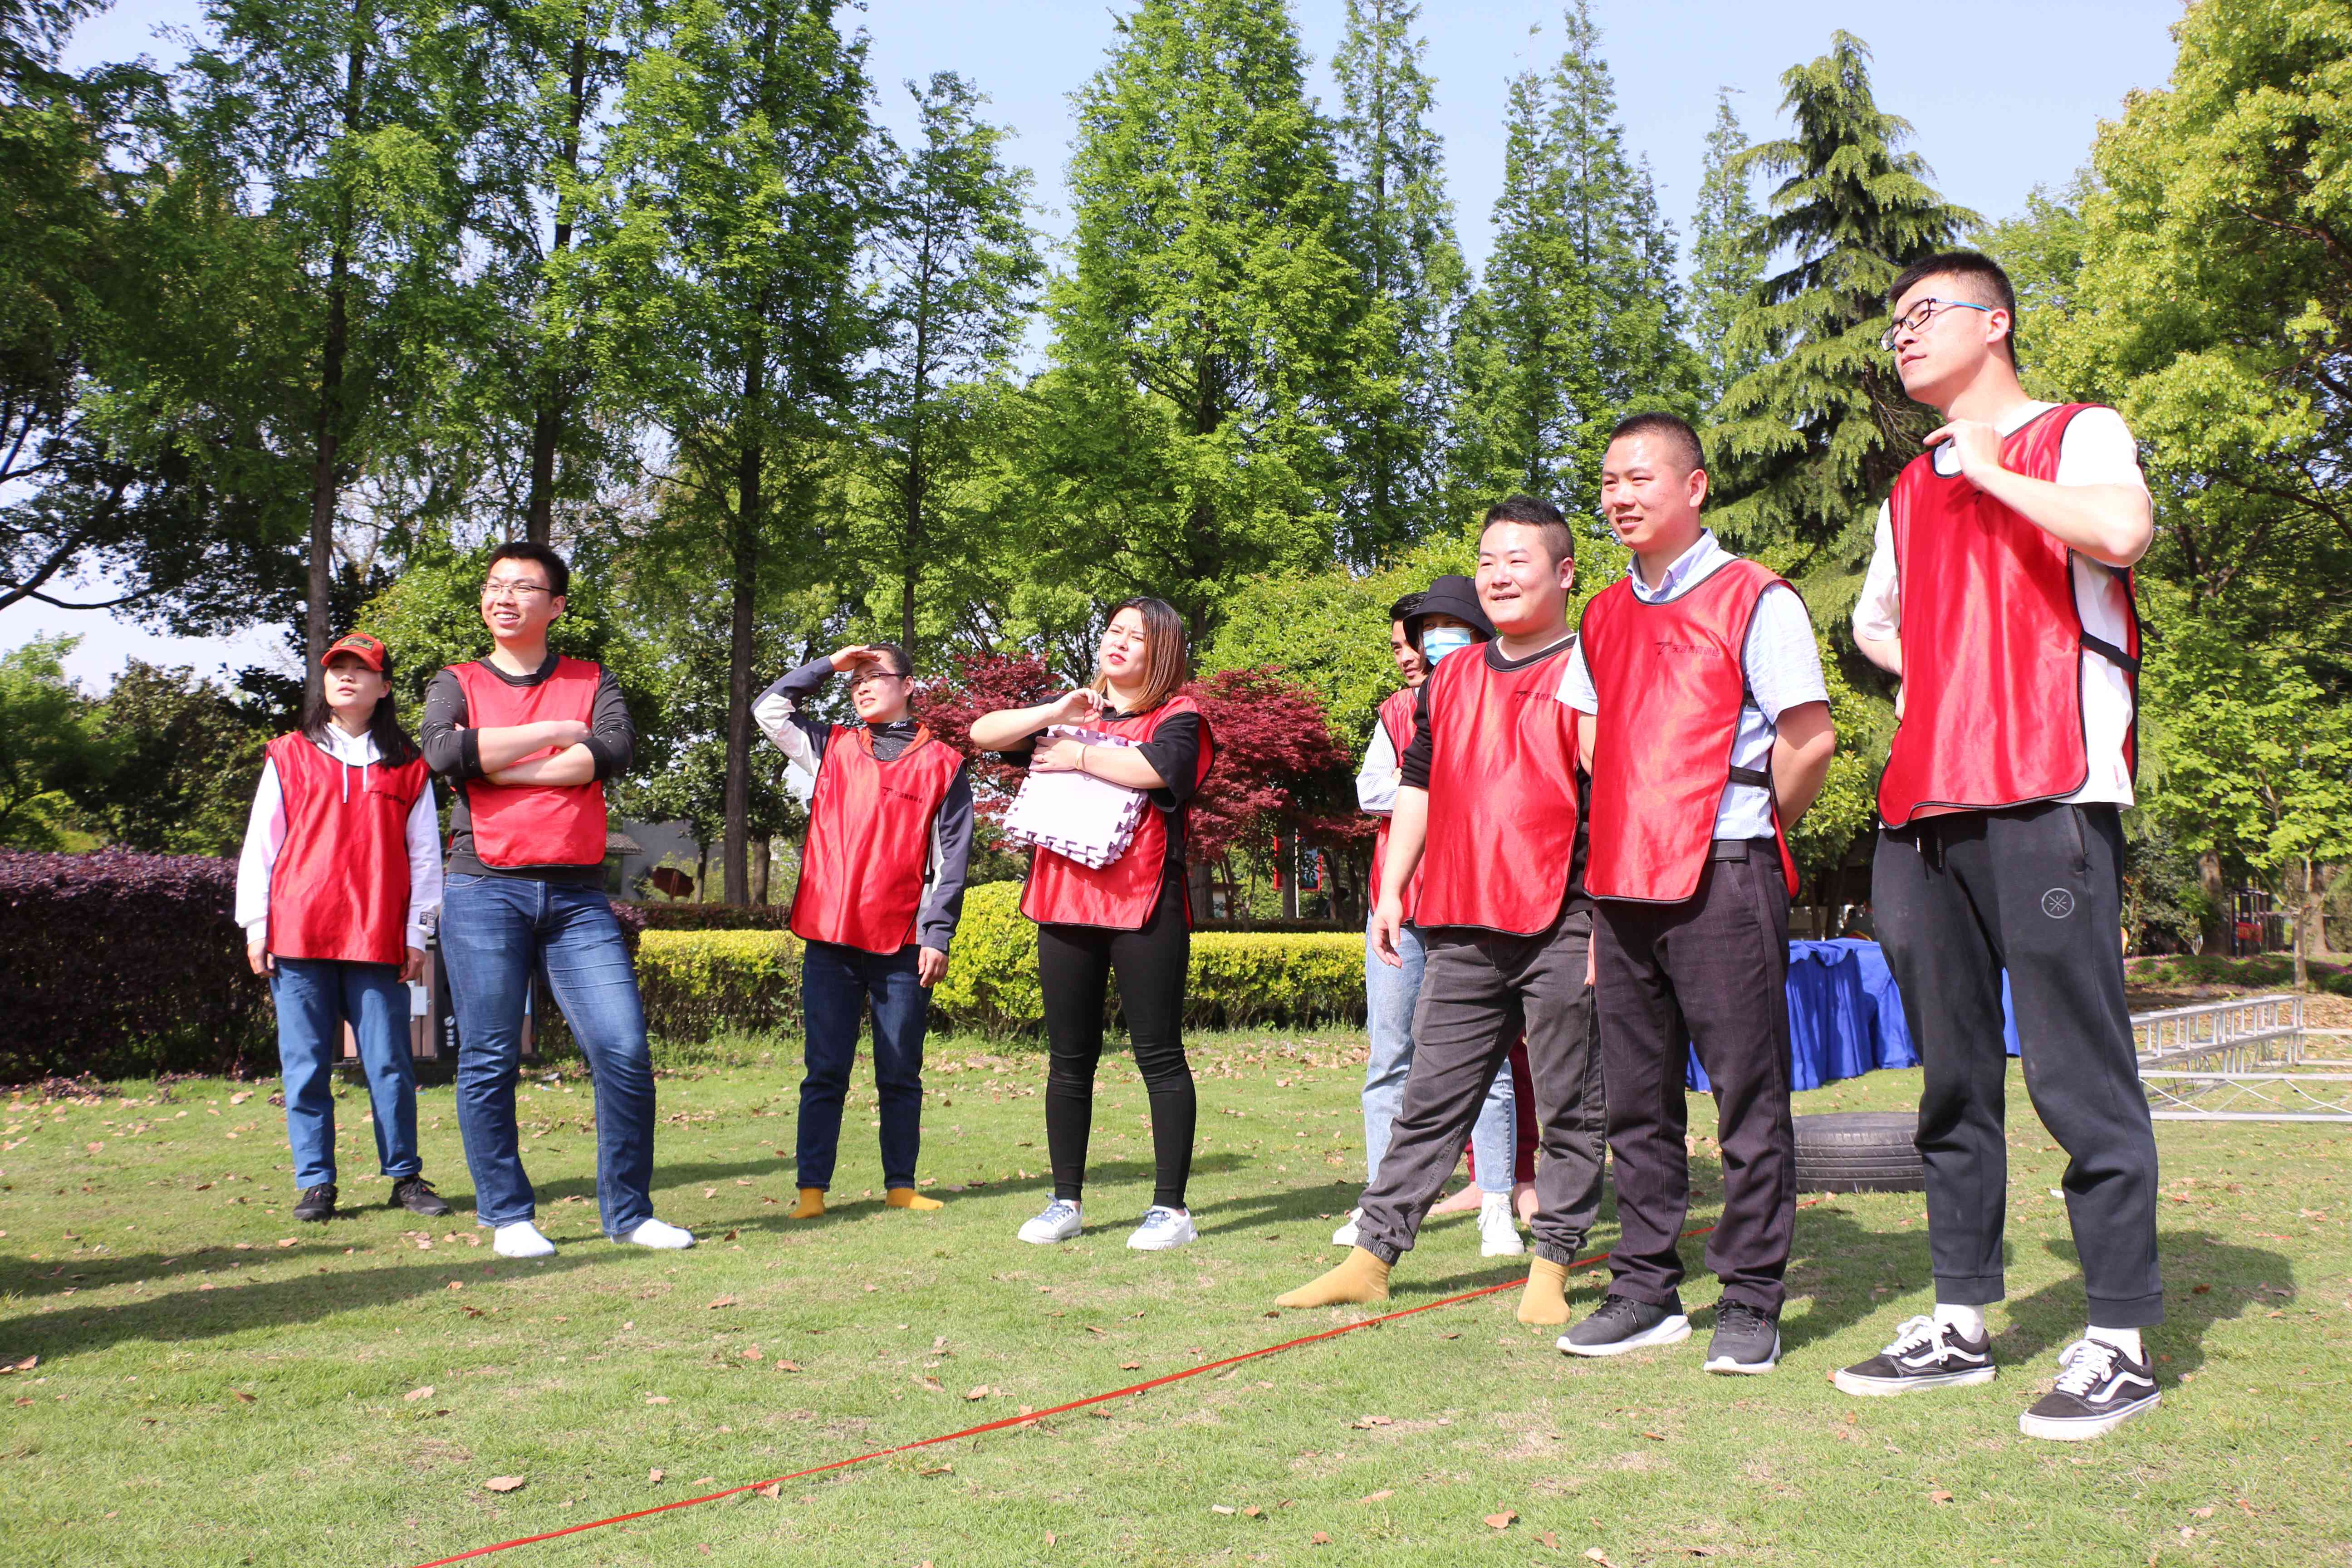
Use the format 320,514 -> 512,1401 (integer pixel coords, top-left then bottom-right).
1363,919 -> 1514,1193
269,957 -> 420,1191
798,940 -> 930,1190
438,876 -> 657,1237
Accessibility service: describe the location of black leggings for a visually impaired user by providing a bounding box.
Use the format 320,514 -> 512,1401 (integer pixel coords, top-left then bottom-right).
1038,880 -> 1195,1210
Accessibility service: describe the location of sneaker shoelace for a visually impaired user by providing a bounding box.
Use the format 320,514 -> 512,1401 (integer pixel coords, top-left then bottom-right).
1039,1201 -> 1078,1223
1879,1314 -> 1943,1359
2051,1337 -> 2122,1397
1718,1302 -> 1766,1335
1138,1207 -> 1182,1229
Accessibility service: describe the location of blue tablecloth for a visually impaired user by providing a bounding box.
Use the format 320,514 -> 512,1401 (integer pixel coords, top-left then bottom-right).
1684,939 -> 2019,1092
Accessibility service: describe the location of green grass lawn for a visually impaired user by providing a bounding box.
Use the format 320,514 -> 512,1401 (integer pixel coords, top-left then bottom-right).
3,1031 -> 2347,1568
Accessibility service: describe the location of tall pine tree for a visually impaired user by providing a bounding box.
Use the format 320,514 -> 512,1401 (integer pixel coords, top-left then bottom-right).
1330,0 -> 1465,559
1687,87 -> 1764,414
1030,0 -> 1366,636
1705,33 -> 1978,580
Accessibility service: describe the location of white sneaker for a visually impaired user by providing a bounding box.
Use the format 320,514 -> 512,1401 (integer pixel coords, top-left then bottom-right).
1126,1206 -> 1197,1251
1477,1192 -> 1525,1257
492,1220 -> 556,1259
621,1217 -> 695,1250
1018,1199 -> 1083,1245
1331,1209 -> 1360,1247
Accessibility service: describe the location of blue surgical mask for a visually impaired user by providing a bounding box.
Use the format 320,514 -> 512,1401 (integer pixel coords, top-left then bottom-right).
1420,627 -> 1475,666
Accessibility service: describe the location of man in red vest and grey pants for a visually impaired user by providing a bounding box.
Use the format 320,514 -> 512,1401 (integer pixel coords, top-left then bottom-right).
754,642 -> 973,1220
1834,251 -> 2162,1441
1276,496 -> 1607,1326
421,542 -> 692,1259
1561,412 -> 1837,1376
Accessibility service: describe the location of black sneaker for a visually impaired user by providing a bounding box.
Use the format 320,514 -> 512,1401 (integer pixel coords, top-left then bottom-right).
1833,1314 -> 1998,1397
294,1183 -> 337,1223
2018,1337 -> 2160,1441
390,1176 -> 452,1218
1558,1293 -> 1692,1357
1702,1300 -> 1781,1375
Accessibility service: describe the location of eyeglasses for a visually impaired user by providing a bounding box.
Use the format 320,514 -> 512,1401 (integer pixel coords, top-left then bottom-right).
481,581 -> 553,603
1880,297 -> 1992,352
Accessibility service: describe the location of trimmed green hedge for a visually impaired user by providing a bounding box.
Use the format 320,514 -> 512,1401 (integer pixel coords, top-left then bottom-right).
2125,953 -> 2352,997
635,881 -> 1367,1042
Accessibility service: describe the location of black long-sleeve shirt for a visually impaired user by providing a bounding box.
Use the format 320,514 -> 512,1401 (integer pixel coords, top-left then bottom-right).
753,658 -> 975,954
420,651 -> 634,884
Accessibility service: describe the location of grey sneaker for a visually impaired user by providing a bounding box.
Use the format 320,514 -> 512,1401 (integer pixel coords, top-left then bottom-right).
1559,1293 -> 1692,1357
1702,1300 -> 1781,1374
2018,1337 -> 2160,1441
1125,1206 -> 1197,1251
1017,1199 -> 1083,1245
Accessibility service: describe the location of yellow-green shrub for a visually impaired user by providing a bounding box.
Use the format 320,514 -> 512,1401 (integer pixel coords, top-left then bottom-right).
630,883 -> 1369,1043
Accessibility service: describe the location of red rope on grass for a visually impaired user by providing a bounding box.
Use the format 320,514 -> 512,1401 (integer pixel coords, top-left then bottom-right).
410,1221 -> 1726,1568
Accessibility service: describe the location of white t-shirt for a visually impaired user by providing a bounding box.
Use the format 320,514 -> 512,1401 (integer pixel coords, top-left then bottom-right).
1852,401 -> 2146,807
1564,530 -> 1829,841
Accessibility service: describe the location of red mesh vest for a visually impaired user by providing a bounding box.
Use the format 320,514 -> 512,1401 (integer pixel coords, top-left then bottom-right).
1020,695 -> 1215,931
1367,686 -> 1428,924
1579,558 -> 1797,903
264,731 -> 430,965
788,725 -> 962,953
450,658 -> 609,868
1876,403 -> 2141,827
1414,639 -> 1583,935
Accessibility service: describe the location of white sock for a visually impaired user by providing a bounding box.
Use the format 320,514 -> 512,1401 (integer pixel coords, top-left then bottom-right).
492,1220 -> 556,1259
2087,1325 -> 2143,1362
1479,1191 -> 1512,1212
622,1217 -> 695,1250
1931,1302 -> 1986,1341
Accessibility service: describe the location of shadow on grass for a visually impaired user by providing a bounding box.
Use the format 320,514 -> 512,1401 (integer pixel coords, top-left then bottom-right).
1990,1229 -> 2286,1374
1,1247 -> 609,1360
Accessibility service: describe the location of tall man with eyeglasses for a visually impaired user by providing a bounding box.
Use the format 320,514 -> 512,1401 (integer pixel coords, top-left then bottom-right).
421,542 -> 694,1259
1832,251 -> 2162,1441
753,642 -> 974,1220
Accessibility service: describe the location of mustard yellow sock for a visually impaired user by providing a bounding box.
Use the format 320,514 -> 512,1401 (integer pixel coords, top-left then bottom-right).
886,1186 -> 942,1211
788,1187 -> 826,1220
1515,1256 -> 1572,1325
1275,1246 -> 1391,1308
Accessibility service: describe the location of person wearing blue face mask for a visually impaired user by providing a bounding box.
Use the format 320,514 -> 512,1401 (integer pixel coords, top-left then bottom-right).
1335,581 -> 1525,1263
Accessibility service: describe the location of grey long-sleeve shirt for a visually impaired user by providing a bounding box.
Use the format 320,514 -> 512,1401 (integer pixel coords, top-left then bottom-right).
420,650 -> 635,884
754,658 -> 974,954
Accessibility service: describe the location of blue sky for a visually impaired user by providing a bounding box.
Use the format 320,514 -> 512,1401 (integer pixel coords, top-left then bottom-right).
22,0 -> 2183,686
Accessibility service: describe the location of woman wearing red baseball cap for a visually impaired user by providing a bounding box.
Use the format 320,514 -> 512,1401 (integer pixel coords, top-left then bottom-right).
233,632 -> 451,1224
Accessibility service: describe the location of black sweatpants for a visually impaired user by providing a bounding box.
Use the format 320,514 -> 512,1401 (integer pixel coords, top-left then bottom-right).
1038,879 -> 1195,1210
1873,802 -> 2162,1326
1595,841 -> 1796,1316
1355,902 -> 1606,1268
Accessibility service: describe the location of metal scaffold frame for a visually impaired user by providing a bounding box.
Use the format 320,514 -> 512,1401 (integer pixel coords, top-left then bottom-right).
2133,994 -> 2352,1122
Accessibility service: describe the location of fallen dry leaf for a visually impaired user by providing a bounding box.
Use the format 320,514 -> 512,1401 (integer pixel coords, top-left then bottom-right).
3,1356 -> 37,1374
740,1347 -> 762,1361
649,1469 -> 665,1484
964,1385 -> 992,1400
229,1090 -> 252,1105
1585,1551 -> 1613,1566
1211,1504 -> 1235,1515
2192,1507 -> 2215,1519
703,1187 -> 716,1198
1640,1430 -> 1666,1441
1485,1510 -> 1518,1530
645,1395 -> 670,1405
1360,1489 -> 1394,1504
483,1476 -> 525,1494
1540,1532 -> 1560,1550
233,1391 -> 256,1404
1120,1362 -> 1142,1371
775,1360 -> 804,1373
1311,1532 -> 1332,1546
918,1464 -> 953,1477
1044,1532 -> 1056,1546
404,1386 -> 434,1402
1242,1505 -> 1263,1518
1351,1414 -> 1393,1429
1930,1490 -> 1954,1504
274,1238 -> 295,1249
706,1295 -> 739,1310
753,1481 -> 781,1499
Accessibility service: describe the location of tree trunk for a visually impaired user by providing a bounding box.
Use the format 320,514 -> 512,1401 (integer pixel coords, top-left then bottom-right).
751,836 -> 771,906
693,838 -> 709,903
523,31 -> 589,545
722,348 -> 766,904
1279,831 -> 1299,920
2197,850 -> 2226,955
2294,855 -> 2313,991
305,19 -> 368,707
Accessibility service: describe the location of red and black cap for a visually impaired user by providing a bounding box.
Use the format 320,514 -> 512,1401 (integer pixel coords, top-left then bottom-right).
321,632 -> 388,672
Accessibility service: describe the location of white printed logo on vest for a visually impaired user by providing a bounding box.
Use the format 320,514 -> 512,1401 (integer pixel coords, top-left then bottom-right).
2041,888 -> 2076,920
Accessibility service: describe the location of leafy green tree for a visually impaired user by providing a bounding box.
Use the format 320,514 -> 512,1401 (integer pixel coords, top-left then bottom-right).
2143,600 -> 2352,989
853,71 -> 1041,651
586,0 -> 876,901
1329,0 -> 1466,560
1688,88 -> 1764,413
80,661 -> 273,856
0,635 -> 112,848
1705,32 -> 1977,585
181,0 -> 467,701
1030,0 -> 1367,636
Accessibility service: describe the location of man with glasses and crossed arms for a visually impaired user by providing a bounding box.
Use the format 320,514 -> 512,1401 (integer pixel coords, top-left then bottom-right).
421,542 -> 694,1258
1833,251 -> 2162,1441
753,642 -> 974,1220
